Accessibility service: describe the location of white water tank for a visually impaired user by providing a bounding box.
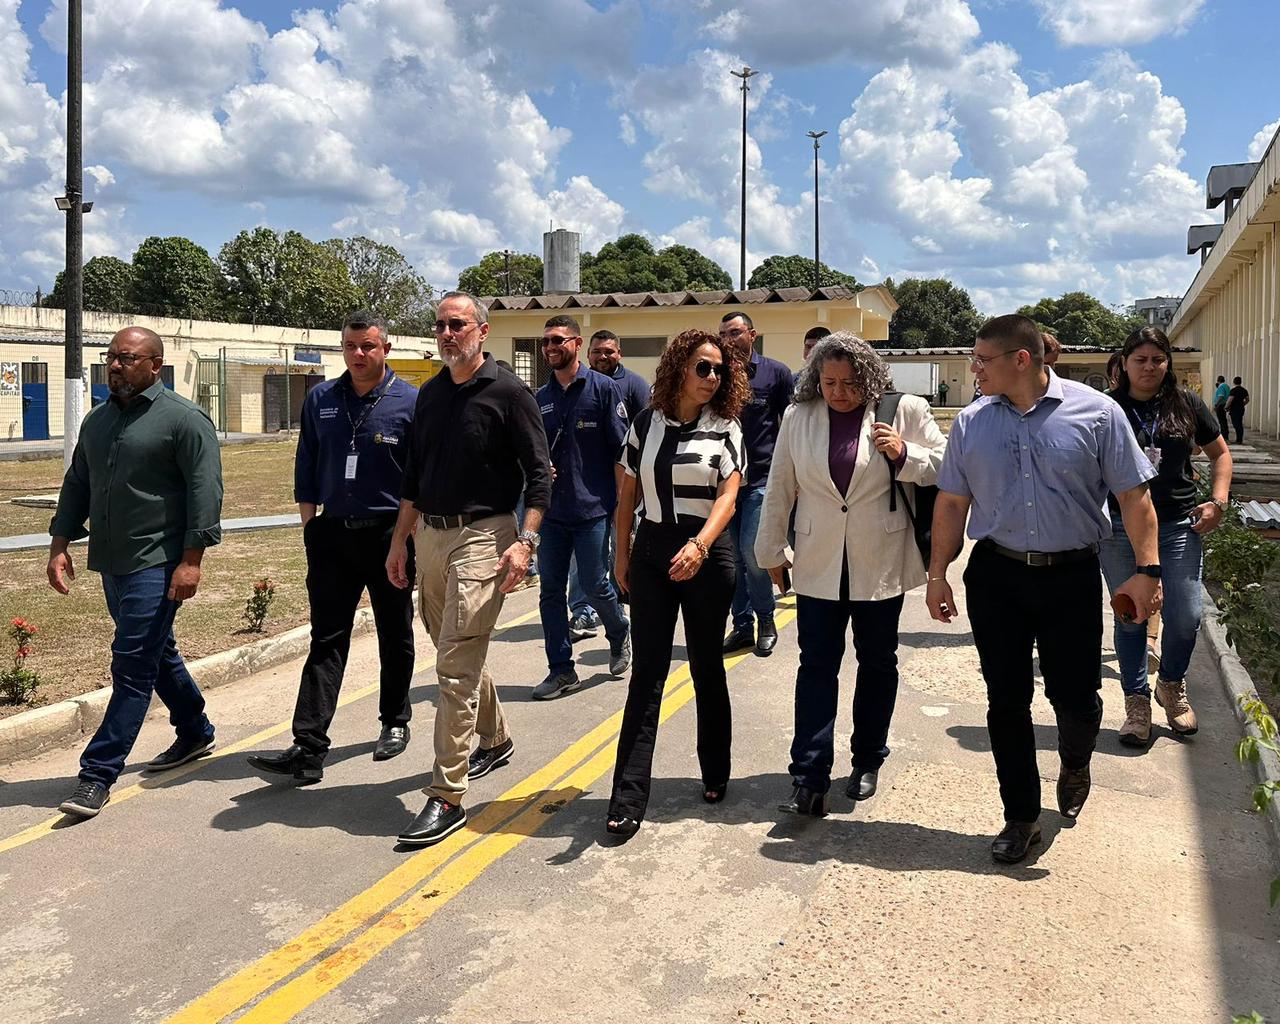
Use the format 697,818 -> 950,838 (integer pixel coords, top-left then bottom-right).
543,229 -> 580,294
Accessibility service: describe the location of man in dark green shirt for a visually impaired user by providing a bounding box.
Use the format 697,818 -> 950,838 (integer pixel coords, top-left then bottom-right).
48,326 -> 224,819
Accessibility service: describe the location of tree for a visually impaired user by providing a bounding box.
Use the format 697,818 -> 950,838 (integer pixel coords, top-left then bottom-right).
324,236 -> 435,334
219,228 -> 360,329
747,254 -> 860,292
44,256 -> 135,313
1016,291 -> 1145,349
457,251 -> 544,297
581,233 -> 732,293
130,236 -> 223,319
885,277 -> 982,349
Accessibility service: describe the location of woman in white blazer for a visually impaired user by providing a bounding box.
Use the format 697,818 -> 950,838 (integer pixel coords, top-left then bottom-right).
756,333 -> 947,817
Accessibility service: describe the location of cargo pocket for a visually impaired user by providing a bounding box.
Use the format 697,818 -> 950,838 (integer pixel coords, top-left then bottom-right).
452,556 -> 504,636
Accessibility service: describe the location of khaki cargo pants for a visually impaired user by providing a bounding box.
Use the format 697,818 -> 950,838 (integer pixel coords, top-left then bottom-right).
414,513 -> 515,804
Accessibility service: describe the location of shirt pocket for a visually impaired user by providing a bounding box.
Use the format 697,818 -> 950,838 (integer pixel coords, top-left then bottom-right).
451,556 -> 504,636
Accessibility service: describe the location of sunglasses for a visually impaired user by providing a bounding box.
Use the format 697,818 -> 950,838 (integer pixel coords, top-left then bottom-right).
541,334 -> 578,347
694,359 -> 723,379
433,318 -> 476,334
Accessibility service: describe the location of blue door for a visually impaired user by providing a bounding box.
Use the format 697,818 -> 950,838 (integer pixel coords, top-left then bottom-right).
90,363 -> 109,408
21,362 -> 49,441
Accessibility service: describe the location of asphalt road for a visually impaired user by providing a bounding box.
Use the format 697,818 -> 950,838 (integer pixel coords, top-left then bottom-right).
1,555 -> 1278,1023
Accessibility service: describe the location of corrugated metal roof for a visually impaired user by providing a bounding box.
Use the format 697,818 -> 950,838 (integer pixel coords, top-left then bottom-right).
483,285 -> 862,311
1240,500 -> 1280,526
874,345 -> 1201,357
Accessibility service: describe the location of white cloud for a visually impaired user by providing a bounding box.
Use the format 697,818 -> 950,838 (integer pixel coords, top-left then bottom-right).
618,114 -> 637,147
1032,0 -> 1204,46
1248,119 -> 1280,161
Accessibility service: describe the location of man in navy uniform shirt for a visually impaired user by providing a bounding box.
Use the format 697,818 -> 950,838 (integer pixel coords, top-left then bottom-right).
533,316 -> 632,699
248,310 -> 418,784
720,310 -> 794,657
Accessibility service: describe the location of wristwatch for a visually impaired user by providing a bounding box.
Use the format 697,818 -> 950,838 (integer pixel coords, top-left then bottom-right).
1210,497 -> 1229,512
1134,564 -> 1162,579
517,530 -> 540,552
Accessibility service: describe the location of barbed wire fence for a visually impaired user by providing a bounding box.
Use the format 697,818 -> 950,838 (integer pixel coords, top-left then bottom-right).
0,288 -> 41,306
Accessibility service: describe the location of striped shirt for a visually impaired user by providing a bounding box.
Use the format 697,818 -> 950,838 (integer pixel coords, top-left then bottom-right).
620,407 -> 744,526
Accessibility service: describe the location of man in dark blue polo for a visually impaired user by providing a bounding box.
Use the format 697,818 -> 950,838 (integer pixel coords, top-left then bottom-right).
248,310 -> 419,784
533,315 -> 631,700
566,329 -> 652,634
720,310 -> 793,657
927,314 -> 1161,864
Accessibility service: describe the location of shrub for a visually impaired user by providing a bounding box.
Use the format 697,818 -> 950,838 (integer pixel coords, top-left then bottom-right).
1,617 -> 42,705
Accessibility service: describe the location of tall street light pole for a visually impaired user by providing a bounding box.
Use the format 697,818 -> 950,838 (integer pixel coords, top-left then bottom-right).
58,0 -> 86,468
807,130 -> 827,293
730,66 -> 758,291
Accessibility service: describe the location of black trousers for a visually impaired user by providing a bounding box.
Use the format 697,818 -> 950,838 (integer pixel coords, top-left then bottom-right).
292,515 -> 415,755
609,520 -> 736,822
1214,403 -> 1229,438
1229,409 -> 1245,444
964,542 -> 1104,824
791,592 -> 904,793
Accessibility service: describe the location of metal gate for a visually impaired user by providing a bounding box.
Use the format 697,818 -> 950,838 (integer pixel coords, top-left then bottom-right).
513,339 -> 552,389
21,362 -> 49,440
196,356 -> 226,432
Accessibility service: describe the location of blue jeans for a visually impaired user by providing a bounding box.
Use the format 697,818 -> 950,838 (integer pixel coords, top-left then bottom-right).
569,520 -> 614,619
539,515 -> 629,675
79,563 -> 214,787
730,485 -> 776,631
1098,515 -> 1204,698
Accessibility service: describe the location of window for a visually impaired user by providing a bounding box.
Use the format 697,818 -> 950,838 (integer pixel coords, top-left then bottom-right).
618,336 -> 667,357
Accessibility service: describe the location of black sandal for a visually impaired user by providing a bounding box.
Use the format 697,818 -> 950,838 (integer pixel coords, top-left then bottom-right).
606,815 -> 640,840
702,781 -> 728,804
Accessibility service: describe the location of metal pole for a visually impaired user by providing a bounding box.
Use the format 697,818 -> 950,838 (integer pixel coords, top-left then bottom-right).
807,130 -> 827,292
503,249 -> 512,297
730,67 -> 757,290
62,0 -> 83,468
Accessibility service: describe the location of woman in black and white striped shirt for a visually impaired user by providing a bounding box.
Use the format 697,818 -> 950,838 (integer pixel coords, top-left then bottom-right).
606,329 -> 750,840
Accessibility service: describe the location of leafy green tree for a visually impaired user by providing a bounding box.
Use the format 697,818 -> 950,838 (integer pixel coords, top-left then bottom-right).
324,236 -> 435,333
130,236 -> 223,319
747,254 -> 860,291
219,228 -> 360,329
885,277 -> 982,349
1017,291 -> 1145,349
44,256 -> 136,313
457,251 -> 544,296
581,233 -> 732,293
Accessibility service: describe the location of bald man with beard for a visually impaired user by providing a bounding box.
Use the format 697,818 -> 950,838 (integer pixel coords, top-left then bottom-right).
49,326 -> 224,819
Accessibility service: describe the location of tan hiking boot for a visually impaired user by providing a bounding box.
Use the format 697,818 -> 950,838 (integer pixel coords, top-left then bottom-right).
1155,679 -> 1198,735
1118,693 -> 1152,747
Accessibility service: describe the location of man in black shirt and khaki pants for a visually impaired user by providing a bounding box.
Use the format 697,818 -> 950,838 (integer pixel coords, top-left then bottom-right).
386,291 -> 553,847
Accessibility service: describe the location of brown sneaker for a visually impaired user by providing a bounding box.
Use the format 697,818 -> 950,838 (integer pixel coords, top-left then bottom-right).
1155,679 -> 1198,736
1118,693 -> 1152,747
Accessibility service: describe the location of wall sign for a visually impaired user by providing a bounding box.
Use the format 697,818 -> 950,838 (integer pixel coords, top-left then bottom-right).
0,362 -> 17,395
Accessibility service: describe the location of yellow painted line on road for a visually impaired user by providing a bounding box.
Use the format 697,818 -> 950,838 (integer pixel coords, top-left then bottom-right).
0,606 -> 542,857
169,605 -> 795,1023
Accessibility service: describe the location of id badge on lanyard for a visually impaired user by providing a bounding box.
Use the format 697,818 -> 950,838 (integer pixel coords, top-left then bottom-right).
345,452 -> 359,479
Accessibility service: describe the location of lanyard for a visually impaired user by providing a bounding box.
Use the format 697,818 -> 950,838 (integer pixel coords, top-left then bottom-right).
1126,401 -> 1158,446
344,372 -> 395,450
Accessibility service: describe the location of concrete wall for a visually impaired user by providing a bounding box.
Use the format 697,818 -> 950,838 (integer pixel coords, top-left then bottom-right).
0,304 -> 433,439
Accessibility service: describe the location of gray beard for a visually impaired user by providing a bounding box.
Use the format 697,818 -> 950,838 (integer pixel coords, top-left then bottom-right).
441,337 -> 482,366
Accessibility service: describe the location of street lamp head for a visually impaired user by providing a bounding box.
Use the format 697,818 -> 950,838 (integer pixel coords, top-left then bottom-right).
54,196 -> 71,211
807,130 -> 828,141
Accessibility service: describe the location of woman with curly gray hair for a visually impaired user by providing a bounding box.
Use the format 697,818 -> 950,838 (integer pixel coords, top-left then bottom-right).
756,332 -> 947,817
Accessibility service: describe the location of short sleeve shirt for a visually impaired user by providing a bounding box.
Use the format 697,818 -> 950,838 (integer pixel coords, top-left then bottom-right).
621,407 -> 743,528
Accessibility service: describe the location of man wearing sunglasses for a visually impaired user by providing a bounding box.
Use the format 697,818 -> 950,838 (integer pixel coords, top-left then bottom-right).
531,316 -> 631,700
719,310 -> 794,657
927,314 -> 1160,865
49,326 -> 224,819
387,291 -> 552,847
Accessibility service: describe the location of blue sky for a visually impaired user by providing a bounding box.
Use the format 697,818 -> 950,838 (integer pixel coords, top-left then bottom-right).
2,0 -> 1277,313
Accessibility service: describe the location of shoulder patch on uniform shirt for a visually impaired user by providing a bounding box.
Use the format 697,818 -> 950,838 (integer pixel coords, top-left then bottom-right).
616,400 -> 629,420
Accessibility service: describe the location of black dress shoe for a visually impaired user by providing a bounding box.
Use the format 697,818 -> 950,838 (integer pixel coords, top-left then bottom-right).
722,628 -> 754,654
247,744 -> 324,784
1057,763 -> 1091,819
755,618 -> 778,656
399,796 -> 466,847
373,725 -> 411,762
845,769 -> 878,802
145,733 -> 216,772
991,820 -> 1042,863
467,737 -> 514,780
778,785 -> 829,817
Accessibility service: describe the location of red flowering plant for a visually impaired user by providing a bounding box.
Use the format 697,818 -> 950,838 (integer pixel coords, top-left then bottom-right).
1,617 -> 42,705
242,578 -> 276,633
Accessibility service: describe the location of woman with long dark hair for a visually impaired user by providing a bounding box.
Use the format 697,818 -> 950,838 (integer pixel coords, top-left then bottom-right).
1100,326 -> 1233,747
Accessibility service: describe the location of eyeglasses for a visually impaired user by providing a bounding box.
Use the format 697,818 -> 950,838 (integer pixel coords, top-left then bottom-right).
969,350 -> 1019,370
433,318 -> 477,334
104,352 -> 158,367
694,359 -> 723,379
541,334 -> 578,347
719,326 -> 750,339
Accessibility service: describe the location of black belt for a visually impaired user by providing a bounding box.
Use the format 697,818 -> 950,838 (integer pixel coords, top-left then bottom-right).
980,539 -> 1098,567
422,512 -> 481,530
333,514 -> 396,530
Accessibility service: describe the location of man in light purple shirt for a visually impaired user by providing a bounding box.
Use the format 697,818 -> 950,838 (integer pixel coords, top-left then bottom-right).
927,314 -> 1160,865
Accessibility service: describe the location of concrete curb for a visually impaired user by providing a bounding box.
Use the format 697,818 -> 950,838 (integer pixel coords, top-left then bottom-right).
1199,583 -> 1280,862
0,605 -> 381,767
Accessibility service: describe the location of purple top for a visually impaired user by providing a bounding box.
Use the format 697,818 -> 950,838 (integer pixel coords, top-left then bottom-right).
828,406 -> 865,496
